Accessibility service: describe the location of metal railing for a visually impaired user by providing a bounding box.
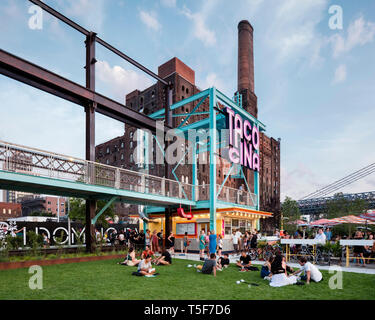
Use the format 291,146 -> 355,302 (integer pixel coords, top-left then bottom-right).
195,183 -> 257,207
0,141 -> 193,201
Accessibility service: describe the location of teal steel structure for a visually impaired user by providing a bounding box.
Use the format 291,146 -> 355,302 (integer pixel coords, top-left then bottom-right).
0,87 -> 266,232
149,87 -> 266,233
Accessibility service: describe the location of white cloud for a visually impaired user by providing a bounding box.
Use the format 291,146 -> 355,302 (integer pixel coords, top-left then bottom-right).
62,0 -> 106,32
161,0 -> 176,8
139,10 -> 162,32
265,0 -> 328,61
96,60 -> 153,102
331,16 -> 375,58
332,64 -> 347,84
199,73 -> 226,92
181,5 -> 216,47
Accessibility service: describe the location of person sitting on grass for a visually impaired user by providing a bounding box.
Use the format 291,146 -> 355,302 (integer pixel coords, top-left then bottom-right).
269,254 -> 297,287
196,253 -> 217,277
141,245 -> 154,260
154,250 -> 172,265
292,256 -> 322,284
236,250 -> 252,271
137,255 -> 156,276
217,253 -> 230,270
261,255 -> 274,280
119,247 -> 140,266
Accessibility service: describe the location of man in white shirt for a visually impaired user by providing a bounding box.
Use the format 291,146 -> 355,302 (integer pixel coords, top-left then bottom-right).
235,229 -> 242,250
232,231 -> 239,255
314,228 -> 327,244
294,256 -> 323,284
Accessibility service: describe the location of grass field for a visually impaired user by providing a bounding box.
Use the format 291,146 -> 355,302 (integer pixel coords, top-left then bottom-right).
0,258 -> 374,300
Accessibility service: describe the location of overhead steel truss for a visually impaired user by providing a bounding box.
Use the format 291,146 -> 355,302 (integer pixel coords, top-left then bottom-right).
298,191 -> 375,215
0,0 -> 173,252
300,162 -> 375,200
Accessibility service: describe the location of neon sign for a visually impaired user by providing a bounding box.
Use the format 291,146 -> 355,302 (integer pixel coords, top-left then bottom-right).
226,107 -> 260,171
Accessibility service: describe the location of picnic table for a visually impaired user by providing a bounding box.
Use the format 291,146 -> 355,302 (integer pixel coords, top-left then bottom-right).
339,239 -> 375,267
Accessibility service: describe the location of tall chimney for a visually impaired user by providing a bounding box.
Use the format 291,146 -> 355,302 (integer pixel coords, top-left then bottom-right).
237,20 -> 257,118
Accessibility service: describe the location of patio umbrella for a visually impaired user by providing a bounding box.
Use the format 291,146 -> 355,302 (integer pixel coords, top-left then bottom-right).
310,219 -> 340,226
360,210 -> 375,222
287,219 -> 306,225
330,215 -> 375,225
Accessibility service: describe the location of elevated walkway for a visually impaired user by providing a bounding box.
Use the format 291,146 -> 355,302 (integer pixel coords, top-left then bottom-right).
0,141 -> 195,208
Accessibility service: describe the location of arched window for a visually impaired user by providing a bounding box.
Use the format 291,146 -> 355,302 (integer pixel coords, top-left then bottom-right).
130,154 -> 133,163
181,176 -> 185,183
121,154 -> 124,160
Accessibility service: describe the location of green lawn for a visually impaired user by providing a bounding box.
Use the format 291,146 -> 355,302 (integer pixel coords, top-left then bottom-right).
0,258 -> 374,300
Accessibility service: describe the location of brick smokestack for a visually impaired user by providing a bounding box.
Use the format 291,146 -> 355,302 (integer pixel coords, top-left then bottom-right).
237,20 -> 257,118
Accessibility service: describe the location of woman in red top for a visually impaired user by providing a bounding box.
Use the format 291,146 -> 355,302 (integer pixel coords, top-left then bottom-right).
151,230 -> 159,253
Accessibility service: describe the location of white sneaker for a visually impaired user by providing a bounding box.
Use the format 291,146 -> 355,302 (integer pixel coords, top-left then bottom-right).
263,276 -> 271,281
187,264 -> 192,268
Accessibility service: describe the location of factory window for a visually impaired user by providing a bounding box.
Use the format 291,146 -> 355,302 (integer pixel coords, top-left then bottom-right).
151,90 -> 155,98
121,154 -> 124,160
182,85 -> 185,91
106,147 -> 110,154
2,209 -> 5,214
106,159 -> 109,165
8,209 -> 11,214
186,88 -> 189,94
121,142 -> 124,148
140,97 -> 144,104
130,154 -> 134,163
130,141 -> 134,148
130,132 -> 134,139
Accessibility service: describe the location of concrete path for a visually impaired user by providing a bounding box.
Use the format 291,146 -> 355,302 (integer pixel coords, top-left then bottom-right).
172,252 -> 375,275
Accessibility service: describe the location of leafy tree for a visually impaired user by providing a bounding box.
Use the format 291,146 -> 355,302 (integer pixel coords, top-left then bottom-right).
30,211 -> 54,217
68,198 -> 115,227
281,196 -> 301,234
325,193 -> 368,237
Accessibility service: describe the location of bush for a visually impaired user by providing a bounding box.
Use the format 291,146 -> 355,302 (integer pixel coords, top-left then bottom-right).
6,235 -> 24,250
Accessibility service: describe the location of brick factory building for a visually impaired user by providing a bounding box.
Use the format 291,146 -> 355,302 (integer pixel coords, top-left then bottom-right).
21,196 -> 67,217
0,202 -> 22,221
96,20 -> 281,230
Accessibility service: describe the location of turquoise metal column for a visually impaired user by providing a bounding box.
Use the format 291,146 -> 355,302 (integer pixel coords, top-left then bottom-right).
192,138 -> 197,201
209,87 -> 217,233
254,123 -> 260,211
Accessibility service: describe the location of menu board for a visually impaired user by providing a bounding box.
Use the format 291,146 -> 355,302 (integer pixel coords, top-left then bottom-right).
176,223 -> 196,235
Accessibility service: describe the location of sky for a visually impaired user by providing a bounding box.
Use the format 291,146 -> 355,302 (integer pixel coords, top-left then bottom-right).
0,0 -> 375,202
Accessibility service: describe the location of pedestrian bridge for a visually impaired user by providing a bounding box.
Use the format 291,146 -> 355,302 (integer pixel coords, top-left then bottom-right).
0,141 -> 257,210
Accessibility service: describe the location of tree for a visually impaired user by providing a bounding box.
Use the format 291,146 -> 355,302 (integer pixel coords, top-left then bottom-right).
30,211 -> 54,217
326,193 -> 368,237
67,198 -> 116,227
281,197 -> 301,234
325,193 -> 367,218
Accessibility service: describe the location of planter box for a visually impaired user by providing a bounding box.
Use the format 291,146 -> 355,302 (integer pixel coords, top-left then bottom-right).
0,254 -> 125,270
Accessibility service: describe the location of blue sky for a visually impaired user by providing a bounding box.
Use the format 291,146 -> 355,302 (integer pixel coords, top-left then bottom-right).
0,0 -> 375,201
